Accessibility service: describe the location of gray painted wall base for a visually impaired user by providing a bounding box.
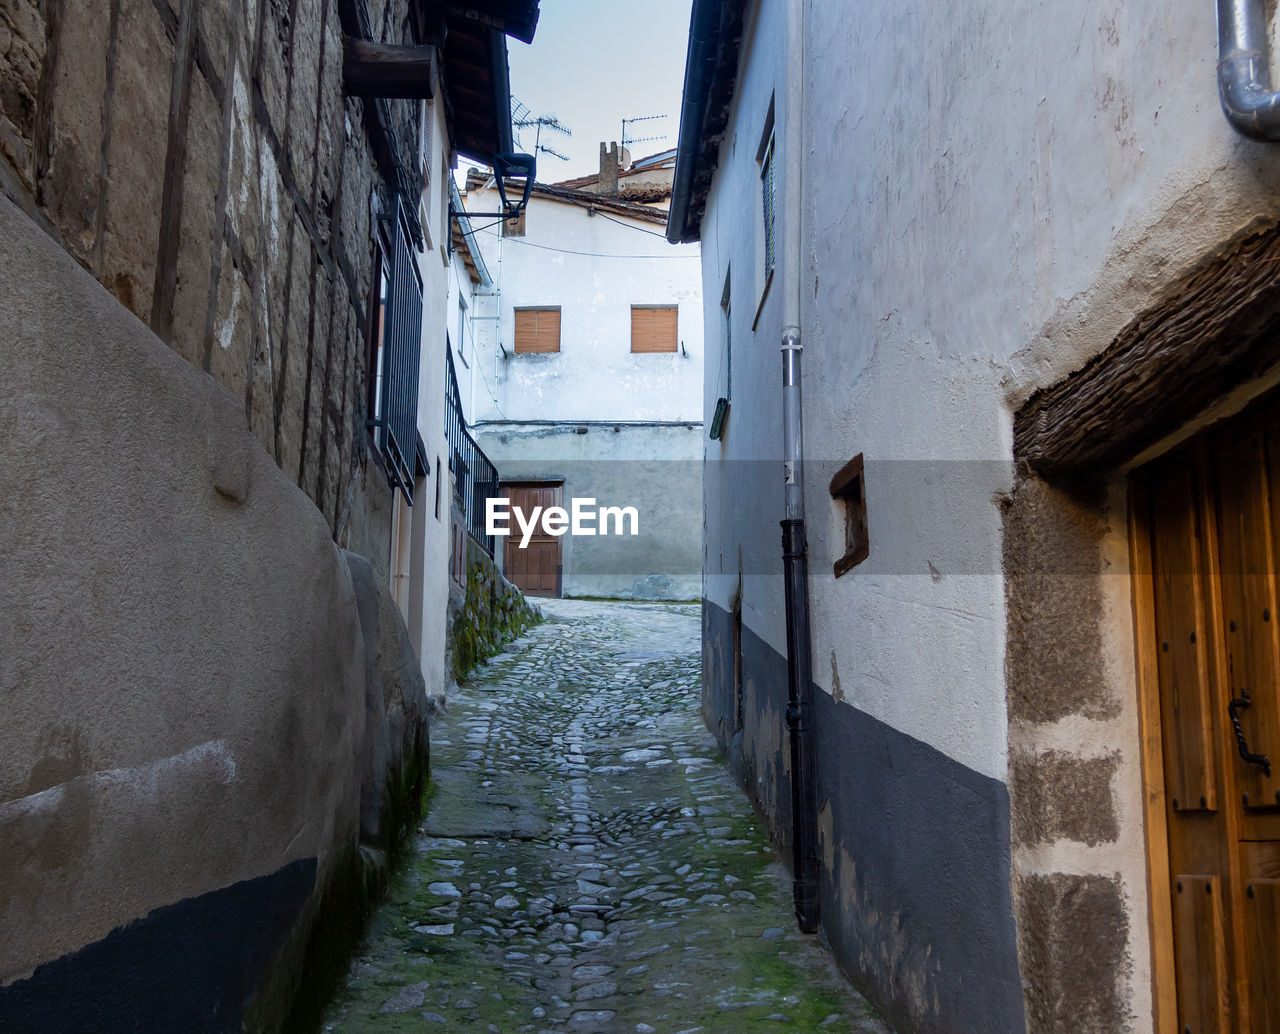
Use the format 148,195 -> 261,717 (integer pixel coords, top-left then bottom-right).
703,600 -> 1026,1034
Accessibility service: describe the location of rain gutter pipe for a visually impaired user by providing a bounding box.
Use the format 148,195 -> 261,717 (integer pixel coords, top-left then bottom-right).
779,0 -> 820,934
1218,0 -> 1280,139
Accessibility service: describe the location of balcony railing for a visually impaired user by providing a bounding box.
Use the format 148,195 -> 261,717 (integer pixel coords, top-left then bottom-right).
446,344 -> 498,556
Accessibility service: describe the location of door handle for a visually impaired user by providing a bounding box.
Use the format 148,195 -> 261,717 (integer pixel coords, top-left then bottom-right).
1228,689 -> 1272,777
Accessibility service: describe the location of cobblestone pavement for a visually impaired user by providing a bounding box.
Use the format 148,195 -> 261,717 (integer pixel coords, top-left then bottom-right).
322,599 -> 891,1034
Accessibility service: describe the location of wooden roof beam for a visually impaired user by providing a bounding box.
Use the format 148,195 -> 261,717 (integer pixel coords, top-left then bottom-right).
343,37 -> 437,99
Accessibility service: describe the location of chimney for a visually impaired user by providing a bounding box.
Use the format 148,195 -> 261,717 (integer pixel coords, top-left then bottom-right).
598,142 -> 619,194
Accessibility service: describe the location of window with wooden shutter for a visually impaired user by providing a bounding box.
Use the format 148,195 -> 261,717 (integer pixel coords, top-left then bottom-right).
366,201 -> 423,503
631,306 -> 678,353
513,308 -> 561,353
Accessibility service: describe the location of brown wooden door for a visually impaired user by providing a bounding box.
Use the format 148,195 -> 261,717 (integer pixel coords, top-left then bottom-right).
502,482 -> 562,597
1136,396 -> 1280,1034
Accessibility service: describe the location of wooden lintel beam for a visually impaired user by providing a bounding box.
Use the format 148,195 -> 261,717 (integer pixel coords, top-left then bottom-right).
1014,223 -> 1280,474
343,36 -> 437,99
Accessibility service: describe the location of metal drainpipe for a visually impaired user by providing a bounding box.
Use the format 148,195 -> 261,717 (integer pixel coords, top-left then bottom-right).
779,0 -> 820,935
1218,0 -> 1280,139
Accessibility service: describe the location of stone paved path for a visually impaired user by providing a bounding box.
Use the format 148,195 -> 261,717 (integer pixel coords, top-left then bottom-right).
322,599 -> 891,1034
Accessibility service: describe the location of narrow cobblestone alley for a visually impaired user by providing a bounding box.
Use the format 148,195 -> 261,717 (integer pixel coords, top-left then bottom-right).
321,600 -> 890,1034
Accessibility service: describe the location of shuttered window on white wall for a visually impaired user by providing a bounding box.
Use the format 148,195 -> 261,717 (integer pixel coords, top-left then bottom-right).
514,308 -> 561,353
631,306 -> 678,353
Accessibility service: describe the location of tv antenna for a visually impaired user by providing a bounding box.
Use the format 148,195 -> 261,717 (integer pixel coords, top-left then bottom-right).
621,114 -> 668,156
512,97 -> 573,162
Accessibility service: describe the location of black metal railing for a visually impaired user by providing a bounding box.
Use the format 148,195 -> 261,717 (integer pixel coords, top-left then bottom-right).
446,344 -> 498,555
373,199 -> 424,501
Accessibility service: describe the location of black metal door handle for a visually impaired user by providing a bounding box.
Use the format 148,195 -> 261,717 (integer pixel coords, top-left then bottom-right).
1228,689 -> 1272,777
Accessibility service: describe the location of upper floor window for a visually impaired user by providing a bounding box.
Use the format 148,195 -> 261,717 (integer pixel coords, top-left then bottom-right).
721,272 -> 732,398
760,138 -> 776,275
365,200 -> 423,502
514,307 -> 561,353
631,305 -> 678,353
420,102 -> 433,185
755,96 -> 776,312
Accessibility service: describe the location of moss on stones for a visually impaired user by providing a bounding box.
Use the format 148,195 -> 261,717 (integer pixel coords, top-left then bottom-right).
447,538 -> 540,682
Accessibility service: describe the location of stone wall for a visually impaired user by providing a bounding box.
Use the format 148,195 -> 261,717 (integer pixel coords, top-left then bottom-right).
0,189 -> 428,1029
0,0 -> 424,577
447,531 -> 541,683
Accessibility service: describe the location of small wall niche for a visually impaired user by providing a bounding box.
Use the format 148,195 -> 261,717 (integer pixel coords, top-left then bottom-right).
830,454 -> 869,577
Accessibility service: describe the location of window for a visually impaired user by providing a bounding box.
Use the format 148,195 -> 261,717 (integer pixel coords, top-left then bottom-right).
754,97 -> 776,316
514,307 -> 561,353
457,297 -> 469,367
631,306 -> 678,353
365,201 -> 423,501
760,139 -> 776,276
419,103 -> 435,250
721,272 -> 732,399
367,240 -> 390,426
830,454 -> 870,577
710,274 -> 731,440
420,102 -> 432,185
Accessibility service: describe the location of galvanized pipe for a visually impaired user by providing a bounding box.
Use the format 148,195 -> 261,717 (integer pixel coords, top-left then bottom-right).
1217,0 -> 1280,139
779,0 -> 820,935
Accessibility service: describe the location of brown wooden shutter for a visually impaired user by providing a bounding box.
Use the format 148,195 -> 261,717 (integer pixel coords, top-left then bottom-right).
514,308 -> 560,353
631,307 -> 678,353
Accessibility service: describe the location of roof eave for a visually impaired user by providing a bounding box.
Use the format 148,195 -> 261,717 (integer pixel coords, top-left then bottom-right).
667,0 -> 748,244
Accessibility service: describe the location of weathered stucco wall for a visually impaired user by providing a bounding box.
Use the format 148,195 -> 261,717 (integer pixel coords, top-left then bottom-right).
475,421 -> 704,600
0,0 -> 429,573
463,185 -> 703,424
0,191 -> 428,1028
693,0 -> 1280,1028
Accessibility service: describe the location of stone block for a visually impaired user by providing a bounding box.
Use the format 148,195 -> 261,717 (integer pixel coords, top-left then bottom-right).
44,0 -> 111,266
1010,749 -> 1119,848
197,0 -> 235,91
246,140 -> 289,455
277,221 -> 314,482
321,417 -> 342,529
100,0 -> 171,322
170,68 -> 222,368
256,0 -> 289,145
1003,472 -> 1114,724
299,263 -> 334,498
208,254 -> 253,410
0,0 -> 44,187
313,18 -> 344,234
286,0 -> 323,205
226,62 -> 260,270
1018,874 -> 1128,1034
337,140 -> 372,287
365,0 -> 388,41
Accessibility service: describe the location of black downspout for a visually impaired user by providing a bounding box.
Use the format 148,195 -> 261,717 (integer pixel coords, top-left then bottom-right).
781,342 -> 819,934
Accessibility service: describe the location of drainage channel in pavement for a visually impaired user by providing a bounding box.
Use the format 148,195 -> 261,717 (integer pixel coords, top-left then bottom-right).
321,598 -> 892,1034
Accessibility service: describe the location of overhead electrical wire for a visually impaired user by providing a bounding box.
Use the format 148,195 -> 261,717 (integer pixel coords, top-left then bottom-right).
536,184 -> 676,240
474,229 -> 697,260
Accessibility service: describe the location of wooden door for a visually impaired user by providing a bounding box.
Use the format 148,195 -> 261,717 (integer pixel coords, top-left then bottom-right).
502,482 -> 562,597
1134,395 -> 1280,1034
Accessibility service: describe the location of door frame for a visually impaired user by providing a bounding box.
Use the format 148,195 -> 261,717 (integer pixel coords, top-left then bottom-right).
1130,470 -> 1187,1034
500,479 -> 564,598
1129,407 -> 1280,1034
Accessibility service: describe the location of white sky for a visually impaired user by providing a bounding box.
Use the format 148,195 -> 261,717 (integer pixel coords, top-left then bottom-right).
505,0 -> 694,180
